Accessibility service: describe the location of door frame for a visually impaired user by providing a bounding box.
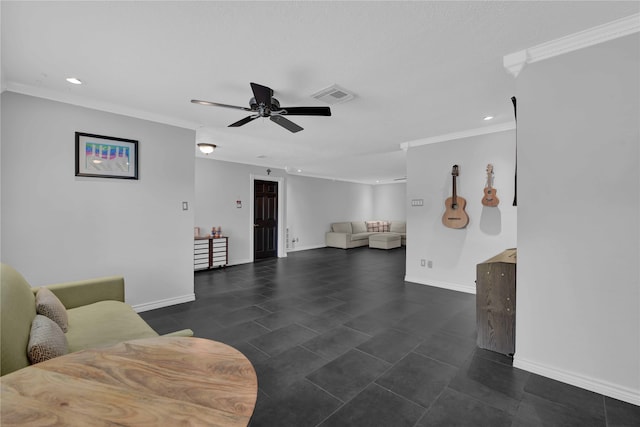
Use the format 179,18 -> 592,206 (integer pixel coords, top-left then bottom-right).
249,174 -> 286,261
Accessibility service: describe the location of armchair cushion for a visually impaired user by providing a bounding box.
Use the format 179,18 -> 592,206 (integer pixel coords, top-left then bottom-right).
27,315 -> 68,364
35,287 -> 68,332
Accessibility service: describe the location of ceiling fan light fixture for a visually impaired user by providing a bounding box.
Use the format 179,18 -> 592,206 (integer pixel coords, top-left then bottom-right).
197,143 -> 217,154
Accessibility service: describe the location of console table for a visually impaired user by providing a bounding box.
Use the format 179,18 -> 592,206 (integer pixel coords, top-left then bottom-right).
194,236 -> 228,270
0,337 -> 257,426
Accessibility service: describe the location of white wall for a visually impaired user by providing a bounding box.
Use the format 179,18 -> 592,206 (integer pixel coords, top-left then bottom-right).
286,175 -> 373,251
194,158 -> 288,264
405,130 -> 517,293
1,92 -> 196,310
372,182 -> 406,222
195,158 -> 374,258
515,34 -> 639,404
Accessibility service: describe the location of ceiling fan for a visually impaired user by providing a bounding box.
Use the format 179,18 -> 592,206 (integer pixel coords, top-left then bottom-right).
191,82 -> 331,133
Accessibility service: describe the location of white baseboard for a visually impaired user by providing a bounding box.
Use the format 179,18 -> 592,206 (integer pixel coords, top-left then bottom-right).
227,258 -> 252,266
287,244 -> 326,252
514,356 -> 640,406
133,293 -> 195,313
404,275 -> 476,294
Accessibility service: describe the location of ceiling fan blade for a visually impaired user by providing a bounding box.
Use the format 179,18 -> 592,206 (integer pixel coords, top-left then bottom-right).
280,106 -> 332,116
250,82 -> 273,106
191,99 -> 251,111
270,115 -> 303,133
229,115 -> 259,127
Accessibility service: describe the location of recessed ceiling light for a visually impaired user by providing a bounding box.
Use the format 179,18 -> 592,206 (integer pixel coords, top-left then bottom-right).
66,77 -> 83,85
297,169 -> 302,173
483,116 -> 494,121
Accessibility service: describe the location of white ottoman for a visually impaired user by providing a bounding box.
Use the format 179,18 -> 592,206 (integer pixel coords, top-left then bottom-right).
369,233 -> 401,250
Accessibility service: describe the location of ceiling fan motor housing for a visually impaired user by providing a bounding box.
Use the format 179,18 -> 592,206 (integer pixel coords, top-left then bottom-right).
249,97 -> 281,116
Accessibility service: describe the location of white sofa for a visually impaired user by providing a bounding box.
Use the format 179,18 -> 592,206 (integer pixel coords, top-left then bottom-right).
325,221 -> 406,249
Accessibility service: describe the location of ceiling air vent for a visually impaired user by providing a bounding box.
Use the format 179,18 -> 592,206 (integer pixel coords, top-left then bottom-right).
311,84 -> 355,105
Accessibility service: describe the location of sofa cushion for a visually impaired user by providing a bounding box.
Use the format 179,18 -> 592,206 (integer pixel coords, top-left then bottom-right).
351,222 -> 367,234
36,287 -> 69,332
390,221 -> 406,233
27,314 -> 68,364
65,300 -> 158,353
331,222 -> 352,234
351,232 -> 375,241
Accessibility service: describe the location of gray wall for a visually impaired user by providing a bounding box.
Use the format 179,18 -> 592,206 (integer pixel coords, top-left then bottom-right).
1,92 -> 196,310
514,34 -> 639,403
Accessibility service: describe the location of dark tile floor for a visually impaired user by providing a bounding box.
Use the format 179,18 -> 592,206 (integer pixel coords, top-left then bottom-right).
141,247 -> 639,427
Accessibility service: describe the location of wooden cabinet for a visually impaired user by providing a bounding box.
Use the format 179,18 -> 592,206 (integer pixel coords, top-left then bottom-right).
194,237 -> 228,270
476,248 -> 516,356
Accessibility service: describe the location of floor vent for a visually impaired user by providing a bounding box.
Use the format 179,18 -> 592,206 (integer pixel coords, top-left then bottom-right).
311,84 -> 355,105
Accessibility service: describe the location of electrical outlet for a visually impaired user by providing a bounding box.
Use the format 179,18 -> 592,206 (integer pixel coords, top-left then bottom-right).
428,260 -> 433,268
420,259 -> 426,267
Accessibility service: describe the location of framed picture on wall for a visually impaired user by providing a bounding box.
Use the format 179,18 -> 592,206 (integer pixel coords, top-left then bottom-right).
75,132 -> 139,179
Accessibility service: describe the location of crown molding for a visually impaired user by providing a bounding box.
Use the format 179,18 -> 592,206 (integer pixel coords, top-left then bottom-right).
4,82 -> 200,130
400,121 -> 515,150
504,13 -> 640,77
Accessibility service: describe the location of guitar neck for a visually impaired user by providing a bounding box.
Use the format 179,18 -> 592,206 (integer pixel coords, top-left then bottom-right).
452,175 -> 458,205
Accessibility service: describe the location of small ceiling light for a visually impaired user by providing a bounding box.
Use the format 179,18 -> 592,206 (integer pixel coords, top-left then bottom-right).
197,143 -> 217,154
66,77 -> 83,85
483,116 -> 494,121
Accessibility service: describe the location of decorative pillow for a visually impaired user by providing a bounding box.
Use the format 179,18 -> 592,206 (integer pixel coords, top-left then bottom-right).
36,287 -> 69,332
27,315 -> 69,364
381,221 -> 390,232
366,221 -> 380,232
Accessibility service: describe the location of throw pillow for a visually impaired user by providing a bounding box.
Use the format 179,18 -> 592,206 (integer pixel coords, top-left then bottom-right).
36,287 -> 69,332
366,221 -> 380,232
381,221 -> 390,232
27,314 -> 69,364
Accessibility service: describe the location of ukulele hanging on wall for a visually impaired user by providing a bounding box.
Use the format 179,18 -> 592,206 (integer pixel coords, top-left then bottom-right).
442,165 -> 469,229
481,164 -> 500,207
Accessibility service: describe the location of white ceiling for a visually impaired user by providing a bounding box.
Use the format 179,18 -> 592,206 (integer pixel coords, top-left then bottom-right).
2,1 -> 638,184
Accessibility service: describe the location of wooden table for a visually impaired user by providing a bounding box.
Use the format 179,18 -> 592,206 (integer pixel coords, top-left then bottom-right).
0,337 -> 258,426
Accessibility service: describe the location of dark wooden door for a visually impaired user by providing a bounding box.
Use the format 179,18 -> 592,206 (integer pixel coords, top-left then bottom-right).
254,180 -> 278,260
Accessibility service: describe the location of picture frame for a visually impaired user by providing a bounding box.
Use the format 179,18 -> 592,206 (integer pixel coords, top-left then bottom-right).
75,132 -> 138,179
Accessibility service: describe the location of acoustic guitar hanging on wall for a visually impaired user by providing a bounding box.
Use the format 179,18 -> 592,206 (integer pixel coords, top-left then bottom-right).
442,165 -> 469,229
481,164 -> 500,207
